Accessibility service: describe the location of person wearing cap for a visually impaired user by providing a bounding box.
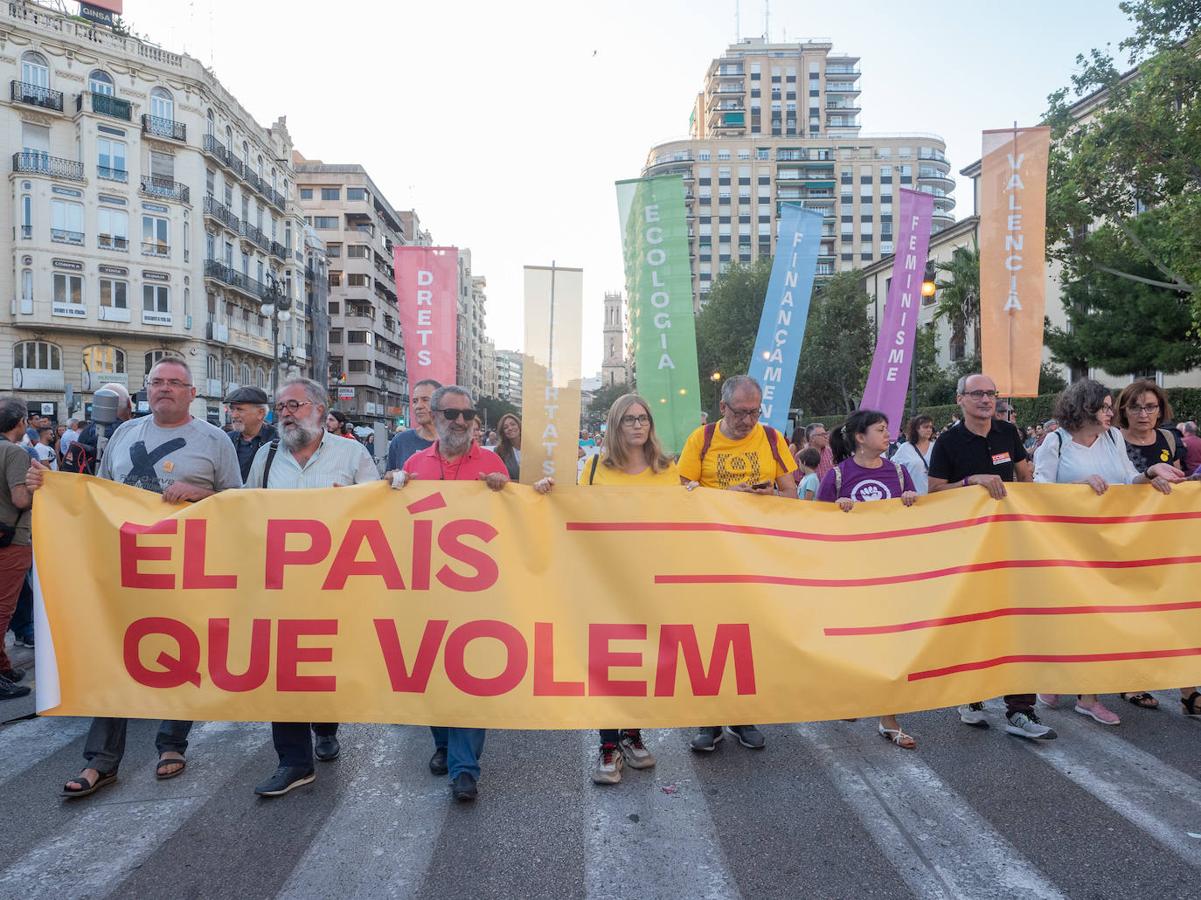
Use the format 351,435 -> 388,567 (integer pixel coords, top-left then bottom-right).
225,386 -> 277,483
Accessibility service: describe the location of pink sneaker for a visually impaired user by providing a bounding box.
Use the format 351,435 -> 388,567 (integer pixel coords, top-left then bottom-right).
1074,699 -> 1120,725
1037,694 -> 1059,708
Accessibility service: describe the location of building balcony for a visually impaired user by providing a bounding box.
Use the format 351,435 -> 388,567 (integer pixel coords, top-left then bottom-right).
141,240 -> 170,257
204,259 -> 270,302
825,66 -> 860,79
918,171 -> 956,190
270,241 -> 287,261
142,114 -> 186,142
206,321 -> 229,343
826,83 -> 861,94
11,80 -> 63,112
13,151 -> 84,181
239,220 -> 271,253
712,84 -> 744,95
202,134 -> 235,169
98,234 -> 128,252
97,164 -> 128,183
203,195 -> 240,233
76,91 -> 132,121
141,176 -> 190,204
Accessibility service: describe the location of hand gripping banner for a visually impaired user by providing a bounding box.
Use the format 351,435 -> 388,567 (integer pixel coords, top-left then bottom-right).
33,474 -> 1201,728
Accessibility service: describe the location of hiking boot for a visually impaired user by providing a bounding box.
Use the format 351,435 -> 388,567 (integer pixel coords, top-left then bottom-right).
1005,710 -> 1057,740
592,743 -> 623,785
619,730 -> 656,769
725,725 -> 766,749
690,726 -> 723,753
0,675 -> 30,701
957,702 -> 989,728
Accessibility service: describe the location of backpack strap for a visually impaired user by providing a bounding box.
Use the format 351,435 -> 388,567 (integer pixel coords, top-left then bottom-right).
1159,427 -> 1177,459
697,422 -> 718,463
893,460 -> 906,488
587,453 -> 600,485
761,425 -> 788,475
834,462 -> 842,496
261,439 -> 280,488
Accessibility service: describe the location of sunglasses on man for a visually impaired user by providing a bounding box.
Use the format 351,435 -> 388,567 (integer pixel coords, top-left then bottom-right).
436,408 -> 479,422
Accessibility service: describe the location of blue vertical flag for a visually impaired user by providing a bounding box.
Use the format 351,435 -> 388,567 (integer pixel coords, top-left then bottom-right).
747,204 -> 824,431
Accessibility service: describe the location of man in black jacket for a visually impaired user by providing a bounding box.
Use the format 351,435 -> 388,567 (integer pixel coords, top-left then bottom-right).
225,386 -> 277,483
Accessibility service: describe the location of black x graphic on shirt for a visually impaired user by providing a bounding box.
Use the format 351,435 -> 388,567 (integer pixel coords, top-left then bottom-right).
125,438 -> 187,493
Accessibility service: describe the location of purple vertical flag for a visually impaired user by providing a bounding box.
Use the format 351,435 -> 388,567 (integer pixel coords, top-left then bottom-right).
860,188 -> 935,438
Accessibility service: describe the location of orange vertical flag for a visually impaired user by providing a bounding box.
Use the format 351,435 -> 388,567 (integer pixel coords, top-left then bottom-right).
979,126 -> 1051,397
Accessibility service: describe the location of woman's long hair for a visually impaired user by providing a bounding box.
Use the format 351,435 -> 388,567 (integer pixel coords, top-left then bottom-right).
830,409 -> 889,463
495,413 -> 521,461
604,394 -> 672,473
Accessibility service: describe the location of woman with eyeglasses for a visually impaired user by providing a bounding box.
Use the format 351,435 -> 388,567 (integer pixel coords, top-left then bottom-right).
1113,379 -> 1200,715
1033,379 -> 1185,726
532,393 -> 678,785
495,413 -> 522,481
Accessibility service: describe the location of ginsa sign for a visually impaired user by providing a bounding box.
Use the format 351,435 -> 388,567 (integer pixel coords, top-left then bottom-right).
119,516 -> 498,592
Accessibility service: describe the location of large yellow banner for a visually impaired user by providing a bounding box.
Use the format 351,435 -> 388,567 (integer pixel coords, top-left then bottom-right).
32,473 -> 1201,727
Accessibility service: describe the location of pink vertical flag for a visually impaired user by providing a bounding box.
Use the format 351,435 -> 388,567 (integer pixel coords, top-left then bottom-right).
394,246 -> 459,396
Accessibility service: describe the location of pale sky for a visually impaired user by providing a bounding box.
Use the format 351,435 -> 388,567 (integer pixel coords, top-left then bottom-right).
128,0 -> 1134,375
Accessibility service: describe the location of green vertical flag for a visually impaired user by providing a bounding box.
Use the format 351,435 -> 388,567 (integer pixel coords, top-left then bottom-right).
615,175 -> 701,453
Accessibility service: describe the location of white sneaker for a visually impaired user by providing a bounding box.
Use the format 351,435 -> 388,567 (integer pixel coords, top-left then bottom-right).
592,745 -> 623,785
957,702 -> 989,728
1005,711 -> 1057,740
618,731 -> 656,769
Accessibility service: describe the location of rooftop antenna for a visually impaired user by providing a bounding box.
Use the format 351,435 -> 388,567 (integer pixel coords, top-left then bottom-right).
764,0 -> 770,42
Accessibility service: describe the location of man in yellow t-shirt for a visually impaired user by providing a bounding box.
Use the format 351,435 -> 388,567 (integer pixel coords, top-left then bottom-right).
678,375 -> 797,493
676,374 -> 797,755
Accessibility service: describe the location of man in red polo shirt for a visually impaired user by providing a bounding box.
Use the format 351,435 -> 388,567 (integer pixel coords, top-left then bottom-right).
388,384 -> 508,802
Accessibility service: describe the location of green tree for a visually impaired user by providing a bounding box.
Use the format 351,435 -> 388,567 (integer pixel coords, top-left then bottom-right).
932,244 -> 980,360
793,271 -> 874,415
478,396 -> 519,432
1045,0 -> 1201,324
694,259 -> 772,414
586,380 -> 630,423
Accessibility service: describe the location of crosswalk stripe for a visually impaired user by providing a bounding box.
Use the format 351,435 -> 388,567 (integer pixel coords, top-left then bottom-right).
276,725 -> 448,900
0,715 -> 89,786
1013,701 -> 1201,867
794,722 -> 1066,900
0,720 -> 269,896
582,729 -> 742,900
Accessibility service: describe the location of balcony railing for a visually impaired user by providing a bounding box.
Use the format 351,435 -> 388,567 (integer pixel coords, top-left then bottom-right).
98,234 -> 129,252
13,151 -> 84,181
239,220 -> 270,252
141,176 -> 190,204
97,164 -> 128,182
202,134 -> 234,168
142,114 -> 186,142
76,91 -> 132,121
51,228 -> 84,245
142,240 -> 170,257
11,80 -> 63,112
203,195 -> 240,232
270,241 -> 287,260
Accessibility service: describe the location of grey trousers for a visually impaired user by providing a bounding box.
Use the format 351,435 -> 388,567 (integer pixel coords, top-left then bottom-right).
82,717 -> 193,773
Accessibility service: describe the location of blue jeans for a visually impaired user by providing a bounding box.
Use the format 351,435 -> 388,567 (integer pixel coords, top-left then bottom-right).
83,717 -> 192,773
430,726 -> 486,781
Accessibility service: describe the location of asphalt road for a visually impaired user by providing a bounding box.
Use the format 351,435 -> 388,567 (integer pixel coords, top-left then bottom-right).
2,677 -> 1200,900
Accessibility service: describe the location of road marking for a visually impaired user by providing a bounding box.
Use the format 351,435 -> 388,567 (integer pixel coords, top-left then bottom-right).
0,715 -> 89,786
277,725 -> 448,900
1016,702 -> 1201,867
795,722 -> 1064,900
0,720 -> 268,897
582,730 -> 741,900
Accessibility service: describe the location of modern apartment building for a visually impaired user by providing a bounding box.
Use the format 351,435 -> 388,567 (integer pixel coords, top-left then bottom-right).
456,248 -> 488,398
601,290 -> 628,386
495,348 -> 523,407
481,337 -> 498,400
642,38 -> 956,309
302,224 -> 329,395
294,156 -> 408,427
0,1 -> 311,423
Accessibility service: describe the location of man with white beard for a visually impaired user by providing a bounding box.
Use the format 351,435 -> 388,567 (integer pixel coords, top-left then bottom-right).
243,377 -> 380,797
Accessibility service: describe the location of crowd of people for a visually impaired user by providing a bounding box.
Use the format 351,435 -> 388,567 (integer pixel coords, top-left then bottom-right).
1,361 -> 1200,805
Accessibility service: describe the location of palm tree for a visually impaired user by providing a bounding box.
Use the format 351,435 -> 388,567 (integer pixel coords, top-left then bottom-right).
933,243 -> 981,360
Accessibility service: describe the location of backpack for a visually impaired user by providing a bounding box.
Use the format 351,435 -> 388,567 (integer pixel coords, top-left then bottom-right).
59,440 -> 96,475
697,422 -> 788,476
833,459 -> 907,496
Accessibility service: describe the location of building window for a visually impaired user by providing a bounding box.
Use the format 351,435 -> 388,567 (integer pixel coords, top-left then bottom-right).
143,284 -> 170,313
20,269 -> 33,314
347,273 -> 368,287
300,187 -> 313,200
347,188 -> 367,201
51,200 -> 85,245
88,69 -> 115,96
20,51 -> 49,88
21,195 -> 32,239
53,273 -> 83,307
255,367 -> 268,390
100,278 -> 128,309
347,330 -> 371,344
314,216 -> 338,229
97,138 -> 127,181
321,187 -> 341,201
98,208 -> 128,251
240,362 -> 252,386
347,245 -> 369,258
142,215 -> 169,256
150,86 -> 174,121
15,341 -> 61,371
83,345 -> 126,376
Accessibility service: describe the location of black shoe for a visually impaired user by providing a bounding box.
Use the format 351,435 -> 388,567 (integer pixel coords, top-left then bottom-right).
0,667 -> 24,682
429,747 -> 448,776
726,725 -> 766,749
451,772 -> 478,802
690,726 -> 724,753
0,675 -> 30,701
16,635 -> 34,649
314,735 -> 340,762
254,765 -> 315,797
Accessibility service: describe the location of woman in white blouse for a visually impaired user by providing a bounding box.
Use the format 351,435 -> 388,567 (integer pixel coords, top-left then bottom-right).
1033,379 -> 1183,726
891,415 -> 934,495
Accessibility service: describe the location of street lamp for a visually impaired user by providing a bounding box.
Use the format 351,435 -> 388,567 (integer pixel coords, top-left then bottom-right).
710,371 -> 722,382
261,272 -> 292,396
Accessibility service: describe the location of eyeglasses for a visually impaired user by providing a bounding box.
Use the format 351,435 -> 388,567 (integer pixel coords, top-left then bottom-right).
997,407 -> 1014,416
726,406 -> 762,420
147,378 -> 192,389
1099,403 -> 1115,414
273,400 -> 313,413
1128,404 -> 1160,415
436,408 -> 479,422
964,390 -> 998,400
620,414 -> 651,427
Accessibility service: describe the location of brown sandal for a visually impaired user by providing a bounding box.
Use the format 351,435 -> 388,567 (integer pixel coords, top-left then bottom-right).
878,723 -> 917,750
155,755 -> 187,780
1182,691 -> 1201,717
1120,692 -> 1159,709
